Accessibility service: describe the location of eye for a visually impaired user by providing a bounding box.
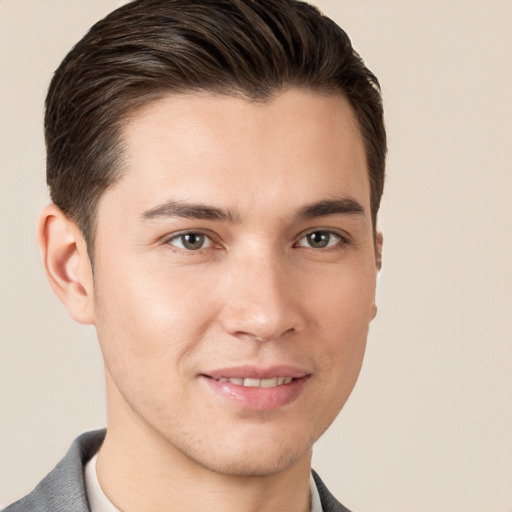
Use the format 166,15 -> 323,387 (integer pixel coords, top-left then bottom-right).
167,232 -> 212,251
296,230 -> 343,249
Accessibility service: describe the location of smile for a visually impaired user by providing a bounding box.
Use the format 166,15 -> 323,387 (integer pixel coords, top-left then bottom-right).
202,367 -> 310,410
215,377 -> 294,387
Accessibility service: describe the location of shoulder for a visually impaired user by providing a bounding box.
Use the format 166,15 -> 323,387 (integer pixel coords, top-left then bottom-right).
312,470 -> 354,512
3,430 -> 106,512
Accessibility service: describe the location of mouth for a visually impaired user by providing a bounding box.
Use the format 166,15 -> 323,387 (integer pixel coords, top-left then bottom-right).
201,366 -> 310,410
213,376 -> 294,387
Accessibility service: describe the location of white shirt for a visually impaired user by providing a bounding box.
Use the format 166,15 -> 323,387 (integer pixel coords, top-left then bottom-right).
85,453 -> 324,512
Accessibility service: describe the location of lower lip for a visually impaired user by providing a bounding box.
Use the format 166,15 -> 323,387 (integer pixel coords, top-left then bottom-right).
202,376 -> 310,411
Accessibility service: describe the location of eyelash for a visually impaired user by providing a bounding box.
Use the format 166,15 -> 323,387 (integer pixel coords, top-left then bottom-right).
294,230 -> 349,250
164,231 -> 215,252
163,229 -> 350,253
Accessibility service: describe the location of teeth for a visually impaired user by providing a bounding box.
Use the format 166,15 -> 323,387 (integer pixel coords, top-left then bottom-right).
218,377 -> 294,387
243,378 -> 261,387
260,377 -> 278,388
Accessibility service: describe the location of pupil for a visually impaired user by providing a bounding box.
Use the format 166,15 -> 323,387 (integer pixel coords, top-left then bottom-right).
308,232 -> 329,248
183,233 -> 204,250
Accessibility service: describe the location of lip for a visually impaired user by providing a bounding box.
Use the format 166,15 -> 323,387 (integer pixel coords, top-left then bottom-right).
201,365 -> 311,411
205,365 -> 309,380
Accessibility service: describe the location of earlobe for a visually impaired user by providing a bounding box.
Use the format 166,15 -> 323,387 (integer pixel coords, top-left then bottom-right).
38,204 -> 95,324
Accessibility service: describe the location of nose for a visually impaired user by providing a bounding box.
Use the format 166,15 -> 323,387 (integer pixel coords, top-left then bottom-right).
218,250 -> 306,342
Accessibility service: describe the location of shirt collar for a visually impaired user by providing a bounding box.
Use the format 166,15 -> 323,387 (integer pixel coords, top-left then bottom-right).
85,453 -> 323,512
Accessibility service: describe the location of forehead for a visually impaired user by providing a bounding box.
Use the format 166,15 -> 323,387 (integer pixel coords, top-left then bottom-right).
102,89 -> 369,219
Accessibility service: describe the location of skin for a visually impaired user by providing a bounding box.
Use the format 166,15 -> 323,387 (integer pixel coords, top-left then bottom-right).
39,88 -> 382,512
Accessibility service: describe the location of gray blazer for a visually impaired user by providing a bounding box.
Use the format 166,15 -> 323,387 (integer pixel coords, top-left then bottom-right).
4,430 -> 352,512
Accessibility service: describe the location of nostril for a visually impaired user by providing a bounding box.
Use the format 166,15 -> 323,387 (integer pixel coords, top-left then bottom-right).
232,326 -> 297,343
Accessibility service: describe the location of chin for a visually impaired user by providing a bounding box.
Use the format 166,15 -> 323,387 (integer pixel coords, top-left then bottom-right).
184,432 -> 314,478
199,451 -> 306,478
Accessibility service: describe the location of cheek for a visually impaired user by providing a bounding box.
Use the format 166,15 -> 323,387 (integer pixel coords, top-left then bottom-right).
309,258 -> 376,332
92,262 -> 212,379
308,262 -> 375,389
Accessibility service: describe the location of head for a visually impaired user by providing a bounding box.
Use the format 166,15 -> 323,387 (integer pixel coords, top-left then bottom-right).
40,0 -> 386,482
45,0 -> 386,258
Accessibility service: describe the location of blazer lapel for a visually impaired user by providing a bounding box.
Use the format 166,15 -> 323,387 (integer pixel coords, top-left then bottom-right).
312,470 -> 353,512
4,429 -> 106,512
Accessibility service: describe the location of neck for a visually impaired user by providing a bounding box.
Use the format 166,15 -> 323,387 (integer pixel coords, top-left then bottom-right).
97,376 -> 312,512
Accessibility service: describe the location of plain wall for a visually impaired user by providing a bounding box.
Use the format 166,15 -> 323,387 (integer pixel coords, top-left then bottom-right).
1,1 -> 511,510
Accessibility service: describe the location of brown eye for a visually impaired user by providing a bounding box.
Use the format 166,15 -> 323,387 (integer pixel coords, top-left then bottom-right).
298,231 -> 342,249
169,232 -> 211,251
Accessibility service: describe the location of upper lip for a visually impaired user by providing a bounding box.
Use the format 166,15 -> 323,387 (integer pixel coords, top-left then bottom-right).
203,365 -> 310,380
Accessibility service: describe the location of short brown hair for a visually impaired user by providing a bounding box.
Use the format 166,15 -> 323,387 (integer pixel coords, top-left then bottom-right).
45,0 -> 386,251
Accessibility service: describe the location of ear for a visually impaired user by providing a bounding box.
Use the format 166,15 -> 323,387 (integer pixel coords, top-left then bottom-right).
371,231 -> 383,320
38,204 -> 95,324
374,231 -> 383,272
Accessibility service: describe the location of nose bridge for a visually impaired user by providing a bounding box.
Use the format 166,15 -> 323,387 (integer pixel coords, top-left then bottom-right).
219,245 -> 304,341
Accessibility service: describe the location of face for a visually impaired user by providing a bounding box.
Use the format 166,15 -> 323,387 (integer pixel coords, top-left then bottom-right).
91,89 -> 379,476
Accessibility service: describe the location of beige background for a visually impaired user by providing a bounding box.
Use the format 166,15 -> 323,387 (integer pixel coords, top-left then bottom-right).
1,0 -> 511,510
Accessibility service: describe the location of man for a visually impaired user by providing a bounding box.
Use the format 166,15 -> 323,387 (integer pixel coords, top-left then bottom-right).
5,0 -> 386,511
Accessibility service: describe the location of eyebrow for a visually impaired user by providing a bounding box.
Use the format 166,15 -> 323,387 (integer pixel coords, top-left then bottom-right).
141,197 -> 365,223
141,200 -> 238,222
296,198 -> 366,220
